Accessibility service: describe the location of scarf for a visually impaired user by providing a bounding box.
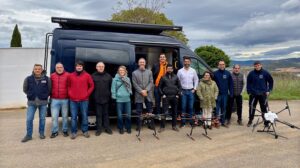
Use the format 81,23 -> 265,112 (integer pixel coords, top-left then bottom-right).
155,62 -> 167,87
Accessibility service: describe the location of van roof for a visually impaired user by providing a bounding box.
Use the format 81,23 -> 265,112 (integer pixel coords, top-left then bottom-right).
51,17 -> 183,35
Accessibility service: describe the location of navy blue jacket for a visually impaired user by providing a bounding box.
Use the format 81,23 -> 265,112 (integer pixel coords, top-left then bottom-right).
213,69 -> 233,96
26,75 -> 50,101
247,69 -> 273,95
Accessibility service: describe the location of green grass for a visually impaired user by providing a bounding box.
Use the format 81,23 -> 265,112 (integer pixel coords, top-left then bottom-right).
242,72 -> 300,100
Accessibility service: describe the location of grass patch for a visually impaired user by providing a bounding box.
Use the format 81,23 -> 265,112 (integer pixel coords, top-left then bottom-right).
242,72 -> 300,100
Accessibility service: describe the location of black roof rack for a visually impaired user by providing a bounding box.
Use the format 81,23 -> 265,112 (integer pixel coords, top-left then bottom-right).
51,17 -> 183,35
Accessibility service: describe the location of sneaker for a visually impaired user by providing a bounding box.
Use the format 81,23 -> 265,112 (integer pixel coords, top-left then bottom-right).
247,121 -> 252,127
237,120 -> 243,126
39,134 -> 46,139
21,136 -> 32,143
50,132 -> 58,138
63,132 -> 69,137
172,127 -> 179,132
71,133 -> 77,140
105,128 -> 113,135
179,124 -> 185,128
83,132 -> 90,138
127,129 -> 131,134
95,130 -> 102,136
158,127 -> 165,133
221,124 -> 229,128
119,129 -> 124,134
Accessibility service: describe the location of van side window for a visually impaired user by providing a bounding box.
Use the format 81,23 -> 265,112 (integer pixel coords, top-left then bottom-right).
191,58 -> 208,77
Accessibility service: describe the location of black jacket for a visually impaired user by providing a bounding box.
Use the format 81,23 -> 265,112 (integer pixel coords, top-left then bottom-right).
159,73 -> 182,97
92,72 -> 112,104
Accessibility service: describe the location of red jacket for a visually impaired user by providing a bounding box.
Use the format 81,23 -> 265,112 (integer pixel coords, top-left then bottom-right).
51,71 -> 69,99
68,71 -> 94,101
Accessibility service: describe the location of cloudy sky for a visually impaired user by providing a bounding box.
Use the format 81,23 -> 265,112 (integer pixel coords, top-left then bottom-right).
1,0 -> 300,60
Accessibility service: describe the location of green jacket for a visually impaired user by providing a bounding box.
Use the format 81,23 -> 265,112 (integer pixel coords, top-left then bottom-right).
196,79 -> 219,109
111,74 -> 132,103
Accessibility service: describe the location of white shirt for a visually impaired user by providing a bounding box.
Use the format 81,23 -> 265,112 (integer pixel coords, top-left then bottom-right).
177,67 -> 199,90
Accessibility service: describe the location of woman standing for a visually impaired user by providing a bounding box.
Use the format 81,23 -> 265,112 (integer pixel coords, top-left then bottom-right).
196,71 -> 219,129
111,66 -> 132,134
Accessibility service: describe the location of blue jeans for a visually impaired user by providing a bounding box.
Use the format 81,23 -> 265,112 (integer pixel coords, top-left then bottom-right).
136,99 -> 153,128
51,99 -> 69,133
154,86 -> 161,114
181,89 -> 195,125
116,102 -> 131,130
70,100 -> 89,134
26,104 -> 47,137
216,94 -> 228,124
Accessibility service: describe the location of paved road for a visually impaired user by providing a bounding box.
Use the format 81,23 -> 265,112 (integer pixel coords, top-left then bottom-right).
0,101 -> 299,168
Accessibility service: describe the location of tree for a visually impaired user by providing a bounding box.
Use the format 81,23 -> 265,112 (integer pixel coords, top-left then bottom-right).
10,24 -> 22,47
194,45 -> 230,68
111,1 -> 188,45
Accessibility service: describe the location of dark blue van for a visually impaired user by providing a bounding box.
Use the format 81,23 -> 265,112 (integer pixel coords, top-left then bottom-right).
45,17 -> 211,121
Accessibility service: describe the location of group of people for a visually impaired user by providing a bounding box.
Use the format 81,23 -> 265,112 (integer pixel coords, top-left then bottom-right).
21,53 -> 274,143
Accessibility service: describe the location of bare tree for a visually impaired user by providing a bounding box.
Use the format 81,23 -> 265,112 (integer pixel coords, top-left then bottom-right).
113,0 -> 171,12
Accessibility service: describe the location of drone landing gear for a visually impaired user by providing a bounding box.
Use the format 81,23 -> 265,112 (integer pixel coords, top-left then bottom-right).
257,122 -> 288,139
186,121 -> 212,140
136,114 -> 159,141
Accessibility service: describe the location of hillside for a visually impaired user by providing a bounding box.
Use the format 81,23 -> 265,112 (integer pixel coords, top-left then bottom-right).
231,58 -> 300,70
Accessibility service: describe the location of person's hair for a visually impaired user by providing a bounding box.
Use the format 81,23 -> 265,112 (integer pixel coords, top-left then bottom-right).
232,64 -> 240,69
166,64 -> 173,68
34,64 -> 43,68
218,60 -> 225,65
202,71 -> 212,78
160,53 -> 166,57
96,62 -> 105,67
75,60 -> 84,67
183,56 -> 191,61
138,57 -> 146,63
118,65 -> 127,74
55,62 -> 63,67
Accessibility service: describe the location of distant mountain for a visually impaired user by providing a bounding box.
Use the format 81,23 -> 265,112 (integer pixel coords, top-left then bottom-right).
231,58 -> 300,70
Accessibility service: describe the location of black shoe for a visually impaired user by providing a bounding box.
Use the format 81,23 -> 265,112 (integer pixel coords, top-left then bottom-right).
119,129 -> 124,134
237,120 -> 243,126
247,121 -> 252,127
221,124 -> 229,128
83,132 -> 90,138
158,127 -> 165,133
95,130 -> 102,136
172,127 -> 179,132
50,132 -> 58,138
105,128 -> 113,135
63,132 -> 69,137
127,129 -> 131,134
39,134 -> 46,139
21,136 -> 32,143
264,121 -> 269,127
148,125 -> 154,130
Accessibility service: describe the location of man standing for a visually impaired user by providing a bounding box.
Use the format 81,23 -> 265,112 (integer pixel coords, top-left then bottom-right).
227,64 -> 244,126
247,61 -> 273,127
132,58 -> 154,130
177,56 -> 199,127
152,53 -> 168,115
21,64 -> 51,142
68,60 -> 94,139
158,64 -> 181,132
92,62 -> 113,136
213,60 -> 233,127
50,63 -> 69,138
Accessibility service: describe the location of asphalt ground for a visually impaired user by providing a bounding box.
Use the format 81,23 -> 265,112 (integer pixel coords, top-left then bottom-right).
0,100 -> 299,168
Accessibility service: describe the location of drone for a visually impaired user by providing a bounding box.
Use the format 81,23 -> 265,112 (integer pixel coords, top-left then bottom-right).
251,99 -> 300,139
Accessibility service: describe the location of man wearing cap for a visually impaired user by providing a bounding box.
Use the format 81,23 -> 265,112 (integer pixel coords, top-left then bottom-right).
68,60 -> 94,139
247,61 -> 273,127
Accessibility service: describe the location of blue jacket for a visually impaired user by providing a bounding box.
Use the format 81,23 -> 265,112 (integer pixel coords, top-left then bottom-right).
25,75 -> 50,101
111,74 -> 132,103
247,69 -> 273,95
213,69 -> 233,96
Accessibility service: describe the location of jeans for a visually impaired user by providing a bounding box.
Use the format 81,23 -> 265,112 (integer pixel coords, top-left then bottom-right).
248,94 -> 267,122
96,103 -> 110,131
26,104 -> 47,137
51,99 -> 69,133
70,100 -> 89,134
181,89 -> 195,125
227,95 -> 243,121
154,86 -> 161,115
216,94 -> 228,124
161,96 -> 178,128
136,98 -> 153,128
116,102 -> 131,130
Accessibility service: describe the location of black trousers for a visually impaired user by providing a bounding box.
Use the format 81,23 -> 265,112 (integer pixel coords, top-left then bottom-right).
161,96 -> 178,128
248,94 -> 267,121
95,103 -> 110,131
227,95 -> 243,121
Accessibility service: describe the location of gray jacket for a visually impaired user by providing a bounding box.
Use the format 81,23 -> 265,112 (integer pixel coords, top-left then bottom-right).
132,68 -> 154,103
231,72 -> 244,96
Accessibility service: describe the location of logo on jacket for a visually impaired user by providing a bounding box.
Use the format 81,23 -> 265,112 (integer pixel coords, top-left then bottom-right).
41,80 -> 47,83
259,75 -> 263,79
223,75 -> 227,79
